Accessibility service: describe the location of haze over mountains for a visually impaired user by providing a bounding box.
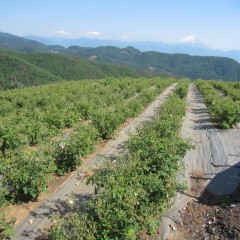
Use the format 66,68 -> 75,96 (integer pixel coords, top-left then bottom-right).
26,35 -> 240,63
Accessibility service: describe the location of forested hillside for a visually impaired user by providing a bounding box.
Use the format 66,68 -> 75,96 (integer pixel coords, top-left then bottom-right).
0,51 -> 160,90
63,46 -> 240,82
0,52 -> 62,89
21,52 -> 161,80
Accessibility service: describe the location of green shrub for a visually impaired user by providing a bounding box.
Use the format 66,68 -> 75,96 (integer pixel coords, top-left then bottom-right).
52,125 -> 99,175
175,79 -> 189,99
0,149 -> 56,201
91,111 -> 123,139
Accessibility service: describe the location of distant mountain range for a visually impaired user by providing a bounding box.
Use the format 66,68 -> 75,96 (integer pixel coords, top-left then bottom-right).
25,35 -> 240,63
0,32 -> 64,52
0,31 -> 240,83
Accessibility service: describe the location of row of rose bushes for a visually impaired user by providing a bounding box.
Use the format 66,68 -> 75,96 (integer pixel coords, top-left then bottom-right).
196,80 -> 240,129
210,80 -> 240,101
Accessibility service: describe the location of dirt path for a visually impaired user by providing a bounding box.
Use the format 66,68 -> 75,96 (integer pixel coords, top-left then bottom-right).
13,83 -> 177,240
160,84 -> 240,240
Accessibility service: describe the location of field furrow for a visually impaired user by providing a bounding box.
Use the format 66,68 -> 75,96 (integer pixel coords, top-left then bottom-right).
161,84 -> 240,239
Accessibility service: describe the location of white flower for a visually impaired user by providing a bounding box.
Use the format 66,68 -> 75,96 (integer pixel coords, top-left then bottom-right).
69,199 -> 74,205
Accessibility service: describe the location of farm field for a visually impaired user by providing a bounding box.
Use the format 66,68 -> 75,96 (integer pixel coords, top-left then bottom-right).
0,77 -> 175,237
0,78 -> 240,239
1,2 -> 240,240
0,77 -> 174,198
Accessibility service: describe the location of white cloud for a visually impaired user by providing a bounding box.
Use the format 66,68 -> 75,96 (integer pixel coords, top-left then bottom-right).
85,31 -> 101,37
51,30 -> 71,37
179,35 -> 197,44
121,35 -> 129,40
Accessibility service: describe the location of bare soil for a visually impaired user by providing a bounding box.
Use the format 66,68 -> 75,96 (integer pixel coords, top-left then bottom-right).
177,175 -> 240,240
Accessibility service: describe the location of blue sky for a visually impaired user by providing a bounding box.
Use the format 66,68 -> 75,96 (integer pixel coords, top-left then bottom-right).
0,0 -> 239,50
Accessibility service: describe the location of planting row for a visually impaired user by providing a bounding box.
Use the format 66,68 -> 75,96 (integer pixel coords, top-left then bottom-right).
46,80 -> 191,239
196,80 -> 240,129
210,80 -> 240,101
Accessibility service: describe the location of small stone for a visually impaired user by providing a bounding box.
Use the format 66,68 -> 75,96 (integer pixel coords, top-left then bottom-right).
230,204 -> 237,208
170,224 -> 177,231
75,182 -> 80,186
29,219 -> 33,224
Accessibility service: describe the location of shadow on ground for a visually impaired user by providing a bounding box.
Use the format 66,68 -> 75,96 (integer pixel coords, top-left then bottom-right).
178,162 -> 240,239
18,192 -> 94,239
